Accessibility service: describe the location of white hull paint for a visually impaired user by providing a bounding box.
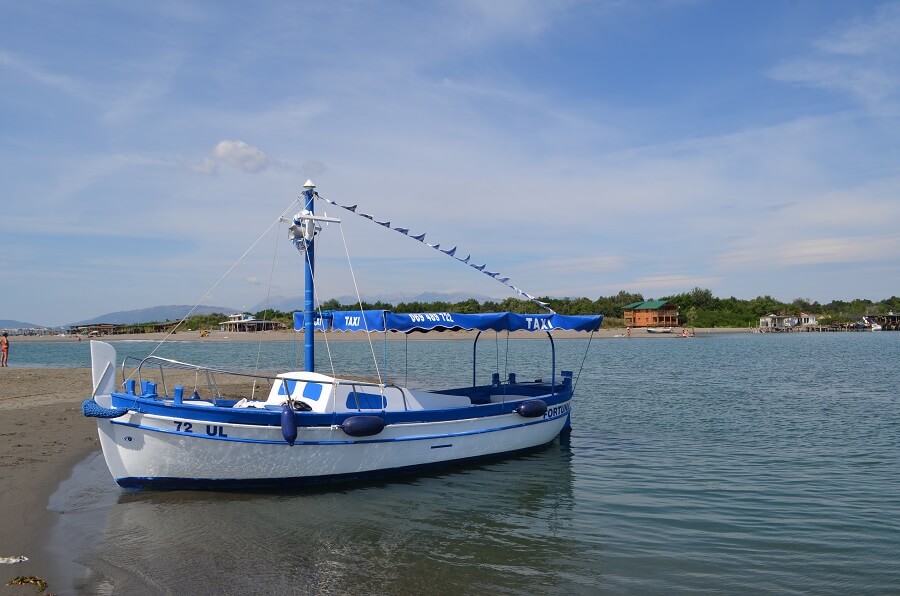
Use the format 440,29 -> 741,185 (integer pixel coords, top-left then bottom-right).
94,405 -> 570,486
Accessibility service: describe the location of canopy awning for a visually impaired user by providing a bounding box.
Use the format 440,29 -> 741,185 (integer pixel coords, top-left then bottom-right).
293,311 -> 603,333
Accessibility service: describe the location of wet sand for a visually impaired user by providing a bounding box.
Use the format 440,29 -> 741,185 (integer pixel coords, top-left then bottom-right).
0,326 -> 743,591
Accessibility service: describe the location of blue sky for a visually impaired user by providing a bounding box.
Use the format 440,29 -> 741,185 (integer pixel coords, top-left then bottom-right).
2,1 -> 899,326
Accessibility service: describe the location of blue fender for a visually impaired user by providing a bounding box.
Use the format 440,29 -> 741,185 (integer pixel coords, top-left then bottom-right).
340,415 -> 386,437
281,404 -> 298,446
515,399 -> 547,418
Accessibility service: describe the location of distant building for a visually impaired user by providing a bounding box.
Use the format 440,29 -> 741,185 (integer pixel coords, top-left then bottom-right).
68,322 -> 176,336
218,313 -> 280,332
797,313 -> 818,326
759,313 -> 819,330
69,323 -> 119,336
623,300 -> 679,328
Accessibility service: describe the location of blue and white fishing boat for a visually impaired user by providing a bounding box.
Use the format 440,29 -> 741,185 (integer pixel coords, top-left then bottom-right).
83,181 -> 602,489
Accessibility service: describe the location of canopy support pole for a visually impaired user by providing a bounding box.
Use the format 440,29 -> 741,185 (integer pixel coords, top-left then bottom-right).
472,331 -> 483,387
546,331 -> 556,396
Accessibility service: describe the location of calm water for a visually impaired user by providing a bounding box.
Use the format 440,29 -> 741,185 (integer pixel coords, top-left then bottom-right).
30,333 -> 900,594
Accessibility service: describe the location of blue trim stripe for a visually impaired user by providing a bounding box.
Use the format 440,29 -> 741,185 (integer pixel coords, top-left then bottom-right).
109,389 -> 572,426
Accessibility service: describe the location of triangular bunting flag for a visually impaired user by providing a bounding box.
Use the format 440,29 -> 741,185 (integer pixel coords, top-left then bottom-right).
313,193 -> 554,312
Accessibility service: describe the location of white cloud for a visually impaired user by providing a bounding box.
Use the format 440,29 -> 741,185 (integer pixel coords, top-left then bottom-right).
211,140 -> 271,173
527,255 -> 626,275
768,2 -> 900,106
716,235 -> 900,269
621,274 -> 722,294
0,49 -> 87,98
453,0 -> 574,41
815,2 -> 900,56
188,157 -> 217,175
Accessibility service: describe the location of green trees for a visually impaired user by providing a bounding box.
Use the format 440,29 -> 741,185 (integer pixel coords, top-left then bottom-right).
167,291 -> 896,331
657,289 -> 896,328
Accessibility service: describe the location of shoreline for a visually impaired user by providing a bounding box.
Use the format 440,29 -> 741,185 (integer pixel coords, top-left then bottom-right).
9,326 -> 746,344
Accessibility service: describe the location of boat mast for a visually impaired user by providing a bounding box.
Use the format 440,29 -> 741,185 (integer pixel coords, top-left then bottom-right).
302,179 -> 316,372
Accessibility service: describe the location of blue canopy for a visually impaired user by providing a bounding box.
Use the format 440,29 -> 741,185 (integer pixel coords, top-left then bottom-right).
293,311 -> 603,333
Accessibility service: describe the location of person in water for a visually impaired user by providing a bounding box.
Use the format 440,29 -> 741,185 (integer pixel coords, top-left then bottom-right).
1,332 -> 8,367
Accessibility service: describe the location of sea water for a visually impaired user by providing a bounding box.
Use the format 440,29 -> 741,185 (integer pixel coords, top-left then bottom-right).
32,333 -> 900,593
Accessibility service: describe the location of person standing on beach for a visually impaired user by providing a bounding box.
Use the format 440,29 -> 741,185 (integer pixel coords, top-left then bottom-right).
1,332 -> 8,366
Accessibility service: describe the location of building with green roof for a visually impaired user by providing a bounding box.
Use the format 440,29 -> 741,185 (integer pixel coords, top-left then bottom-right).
623,300 -> 679,328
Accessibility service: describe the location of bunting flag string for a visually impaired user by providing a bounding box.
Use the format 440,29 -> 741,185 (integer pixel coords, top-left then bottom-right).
314,192 -> 554,313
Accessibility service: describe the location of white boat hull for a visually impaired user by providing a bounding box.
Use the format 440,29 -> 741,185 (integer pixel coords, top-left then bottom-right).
94,403 -> 571,488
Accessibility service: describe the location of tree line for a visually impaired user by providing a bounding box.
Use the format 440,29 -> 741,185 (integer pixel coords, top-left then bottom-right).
178,289 -> 899,330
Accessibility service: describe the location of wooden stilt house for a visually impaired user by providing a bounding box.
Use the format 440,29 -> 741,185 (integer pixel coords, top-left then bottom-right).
623,300 -> 679,328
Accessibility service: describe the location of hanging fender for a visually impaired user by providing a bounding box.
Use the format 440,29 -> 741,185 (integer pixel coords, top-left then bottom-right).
281,404 -> 298,446
515,399 -> 547,418
340,415 -> 386,437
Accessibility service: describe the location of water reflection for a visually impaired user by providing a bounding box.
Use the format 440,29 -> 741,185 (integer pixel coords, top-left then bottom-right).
57,438 -> 595,594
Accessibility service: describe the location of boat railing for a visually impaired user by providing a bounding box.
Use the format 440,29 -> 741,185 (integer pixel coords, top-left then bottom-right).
120,355 -> 405,407
471,329 -> 557,395
121,355 -> 283,402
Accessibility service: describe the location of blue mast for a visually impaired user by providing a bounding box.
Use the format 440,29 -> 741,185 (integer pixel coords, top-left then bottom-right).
302,180 -> 316,372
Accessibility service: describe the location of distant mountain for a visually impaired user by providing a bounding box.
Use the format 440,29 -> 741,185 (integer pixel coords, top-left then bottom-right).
70,305 -> 239,327
0,319 -> 45,329
250,292 -> 497,312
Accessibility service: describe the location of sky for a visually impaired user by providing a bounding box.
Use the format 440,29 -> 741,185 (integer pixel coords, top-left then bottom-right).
2,1 -> 899,326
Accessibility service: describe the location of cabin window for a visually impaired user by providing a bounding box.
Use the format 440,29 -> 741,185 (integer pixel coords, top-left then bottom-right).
303,383 -> 323,401
346,391 -> 387,410
278,380 -> 298,395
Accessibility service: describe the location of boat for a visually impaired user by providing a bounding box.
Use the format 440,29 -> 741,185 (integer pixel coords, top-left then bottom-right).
863,317 -> 883,331
646,327 -> 673,334
82,181 -> 603,489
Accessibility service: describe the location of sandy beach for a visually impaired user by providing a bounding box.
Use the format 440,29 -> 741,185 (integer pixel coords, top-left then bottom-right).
0,367 -> 96,593
0,326 -> 743,592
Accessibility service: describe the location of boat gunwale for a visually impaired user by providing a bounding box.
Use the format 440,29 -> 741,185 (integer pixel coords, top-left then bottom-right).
108,386 -> 572,426
107,405 -> 570,445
